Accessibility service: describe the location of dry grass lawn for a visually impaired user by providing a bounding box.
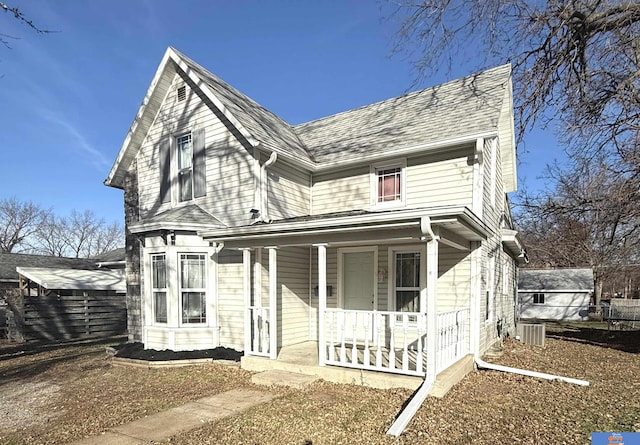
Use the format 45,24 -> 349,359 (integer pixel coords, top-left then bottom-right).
1,324 -> 639,445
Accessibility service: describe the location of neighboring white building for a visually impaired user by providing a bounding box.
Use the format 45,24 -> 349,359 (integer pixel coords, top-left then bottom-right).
105,47 -> 527,389
518,268 -> 594,321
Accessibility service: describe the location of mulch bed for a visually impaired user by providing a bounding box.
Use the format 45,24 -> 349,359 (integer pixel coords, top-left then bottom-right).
112,342 -> 242,361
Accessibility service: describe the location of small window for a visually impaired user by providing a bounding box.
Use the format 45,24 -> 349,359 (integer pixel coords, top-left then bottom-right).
177,85 -> 186,102
180,253 -> 206,324
372,160 -> 406,207
151,254 -> 167,323
177,133 -> 193,202
533,293 -> 545,304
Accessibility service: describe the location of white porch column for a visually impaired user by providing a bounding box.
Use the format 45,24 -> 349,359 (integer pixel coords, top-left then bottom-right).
242,248 -> 252,355
315,244 -> 328,366
425,234 -> 439,383
267,247 -> 278,359
469,241 -> 482,356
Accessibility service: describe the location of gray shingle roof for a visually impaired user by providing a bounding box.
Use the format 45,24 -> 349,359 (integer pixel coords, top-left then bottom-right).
0,253 -> 95,282
295,65 -> 511,164
518,268 -> 594,291
130,204 -> 225,233
174,48 -> 315,163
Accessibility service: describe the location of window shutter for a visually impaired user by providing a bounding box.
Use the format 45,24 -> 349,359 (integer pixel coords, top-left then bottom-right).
193,128 -> 206,198
159,138 -> 171,203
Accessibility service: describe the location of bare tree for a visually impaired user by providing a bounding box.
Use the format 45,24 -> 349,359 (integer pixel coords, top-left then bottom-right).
0,197 -> 50,253
518,156 -> 640,306
387,1 -> 640,169
47,210 -> 123,259
0,1 -> 51,49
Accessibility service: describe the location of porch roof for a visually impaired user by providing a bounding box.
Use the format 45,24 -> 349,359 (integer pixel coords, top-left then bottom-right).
199,206 -> 489,249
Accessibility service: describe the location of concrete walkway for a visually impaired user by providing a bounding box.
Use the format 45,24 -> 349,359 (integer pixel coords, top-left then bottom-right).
66,388 -> 276,445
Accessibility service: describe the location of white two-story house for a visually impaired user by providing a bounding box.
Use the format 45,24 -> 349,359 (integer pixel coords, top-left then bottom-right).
105,47 -> 526,389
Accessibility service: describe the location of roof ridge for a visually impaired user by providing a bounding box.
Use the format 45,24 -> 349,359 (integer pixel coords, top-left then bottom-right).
294,64 -> 511,130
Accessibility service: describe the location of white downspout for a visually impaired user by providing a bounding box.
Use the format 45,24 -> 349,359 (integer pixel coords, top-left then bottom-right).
474,357 -> 589,386
260,152 -> 277,223
386,379 -> 434,437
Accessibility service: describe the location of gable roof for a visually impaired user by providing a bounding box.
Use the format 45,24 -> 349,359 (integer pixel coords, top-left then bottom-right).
0,253 -> 95,283
296,64 -> 512,166
106,47 -> 515,190
518,268 -> 594,292
105,47 -> 314,189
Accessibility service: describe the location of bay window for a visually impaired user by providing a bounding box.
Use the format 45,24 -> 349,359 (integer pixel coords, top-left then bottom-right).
180,253 -> 207,324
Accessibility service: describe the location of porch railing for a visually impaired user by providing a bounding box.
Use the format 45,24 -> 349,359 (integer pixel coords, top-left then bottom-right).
436,308 -> 470,373
248,306 -> 271,357
321,307 -> 470,377
323,309 -> 427,376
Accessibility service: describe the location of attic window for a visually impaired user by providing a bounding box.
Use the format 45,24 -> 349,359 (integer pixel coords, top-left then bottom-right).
177,85 -> 186,102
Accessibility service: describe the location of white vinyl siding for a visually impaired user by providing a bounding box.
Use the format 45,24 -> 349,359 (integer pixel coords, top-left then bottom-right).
216,249 -> 245,350
311,148 -> 474,215
519,291 -> 591,321
277,247 -> 311,347
267,159 -> 311,219
405,148 -> 474,208
136,72 -> 254,227
436,245 -> 472,313
311,166 -> 369,214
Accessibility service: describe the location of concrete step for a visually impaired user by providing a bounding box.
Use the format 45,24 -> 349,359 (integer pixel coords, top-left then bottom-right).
429,354 -> 475,398
251,369 -> 319,389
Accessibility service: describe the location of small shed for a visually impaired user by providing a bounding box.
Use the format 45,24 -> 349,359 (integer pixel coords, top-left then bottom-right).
0,251 -> 126,342
518,268 -> 594,321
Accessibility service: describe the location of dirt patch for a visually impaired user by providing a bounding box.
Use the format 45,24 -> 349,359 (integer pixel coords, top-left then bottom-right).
112,342 -> 242,361
0,381 -> 61,429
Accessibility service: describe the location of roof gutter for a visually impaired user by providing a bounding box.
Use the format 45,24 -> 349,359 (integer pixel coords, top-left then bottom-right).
313,130 -> 498,173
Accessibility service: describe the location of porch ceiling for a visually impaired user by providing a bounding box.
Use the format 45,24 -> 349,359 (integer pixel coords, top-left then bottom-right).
200,206 -> 488,249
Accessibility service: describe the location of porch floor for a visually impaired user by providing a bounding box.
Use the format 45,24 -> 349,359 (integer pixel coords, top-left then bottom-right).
242,341 -> 473,394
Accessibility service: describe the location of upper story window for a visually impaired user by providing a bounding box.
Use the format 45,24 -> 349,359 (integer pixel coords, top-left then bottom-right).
159,128 -> 206,205
371,160 -> 406,208
177,133 -> 193,202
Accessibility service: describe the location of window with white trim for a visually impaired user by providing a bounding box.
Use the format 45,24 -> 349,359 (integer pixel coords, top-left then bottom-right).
177,133 -> 193,202
371,160 -> 406,207
180,253 -> 207,324
151,254 -> 167,323
533,293 -> 545,304
394,251 -> 420,313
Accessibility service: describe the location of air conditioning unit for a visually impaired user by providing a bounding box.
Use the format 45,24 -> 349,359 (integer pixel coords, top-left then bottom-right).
516,322 -> 545,347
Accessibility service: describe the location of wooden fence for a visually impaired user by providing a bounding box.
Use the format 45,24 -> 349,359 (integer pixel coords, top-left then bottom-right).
16,292 -> 126,341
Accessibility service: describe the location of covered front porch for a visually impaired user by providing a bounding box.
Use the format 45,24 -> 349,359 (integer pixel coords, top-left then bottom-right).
201,207 -> 488,385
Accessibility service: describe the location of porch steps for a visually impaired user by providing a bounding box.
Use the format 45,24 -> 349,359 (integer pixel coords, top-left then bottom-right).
429,354 -> 475,398
251,369 -> 318,389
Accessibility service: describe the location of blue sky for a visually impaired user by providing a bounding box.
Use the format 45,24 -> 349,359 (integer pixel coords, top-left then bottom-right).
0,1 -> 559,225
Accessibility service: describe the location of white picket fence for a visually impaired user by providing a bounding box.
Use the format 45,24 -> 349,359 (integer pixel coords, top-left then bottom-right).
247,306 -> 271,357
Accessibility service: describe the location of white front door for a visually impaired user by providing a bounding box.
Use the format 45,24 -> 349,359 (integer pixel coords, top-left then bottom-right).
342,251 -> 375,310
